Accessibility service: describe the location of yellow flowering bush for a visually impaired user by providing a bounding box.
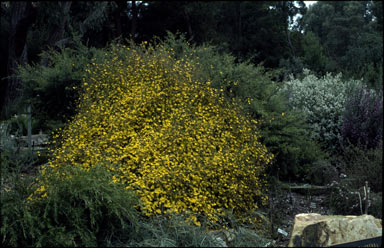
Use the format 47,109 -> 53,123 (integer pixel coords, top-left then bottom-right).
38,41 -> 273,225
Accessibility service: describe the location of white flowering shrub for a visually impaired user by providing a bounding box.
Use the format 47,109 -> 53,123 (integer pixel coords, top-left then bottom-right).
282,69 -> 361,150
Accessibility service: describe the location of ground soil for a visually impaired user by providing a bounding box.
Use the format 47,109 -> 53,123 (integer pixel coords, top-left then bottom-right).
267,188 -> 333,247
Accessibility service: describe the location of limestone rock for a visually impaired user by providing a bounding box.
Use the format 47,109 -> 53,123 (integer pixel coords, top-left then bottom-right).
288,213 -> 382,247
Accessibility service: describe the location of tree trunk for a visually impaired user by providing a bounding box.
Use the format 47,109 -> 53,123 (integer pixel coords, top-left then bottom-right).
130,0 -> 139,41
47,2 -> 72,48
4,2 -> 37,115
236,2 -> 242,44
183,7 -> 194,41
40,2 -> 72,67
113,1 -> 128,39
287,29 -> 296,58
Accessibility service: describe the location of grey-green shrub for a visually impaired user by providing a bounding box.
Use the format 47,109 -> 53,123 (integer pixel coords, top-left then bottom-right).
282,69 -> 361,151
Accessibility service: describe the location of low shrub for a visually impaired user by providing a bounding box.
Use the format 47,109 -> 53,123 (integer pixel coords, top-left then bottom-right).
326,180 -> 363,216
327,179 -> 382,218
1,165 -> 140,247
336,142 -> 382,193
341,84 -> 383,149
1,172 -> 37,247
231,226 -> 272,247
5,113 -> 39,136
118,212 -> 271,247
1,163 -> 272,247
369,192 -> 382,219
0,122 -> 39,174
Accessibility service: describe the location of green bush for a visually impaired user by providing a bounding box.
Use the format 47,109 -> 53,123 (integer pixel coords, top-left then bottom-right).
1,165 -> 140,247
1,172 -> 38,247
369,192 -> 382,219
327,180 -> 363,216
16,36 -> 107,133
327,180 -> 382,218
259,110 -> 327,181
305,160 -> 339,186
0,122 -> 39,174
336,142 -> 382,193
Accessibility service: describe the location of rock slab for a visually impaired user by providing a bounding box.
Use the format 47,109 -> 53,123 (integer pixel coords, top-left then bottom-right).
288,213 -> 382,247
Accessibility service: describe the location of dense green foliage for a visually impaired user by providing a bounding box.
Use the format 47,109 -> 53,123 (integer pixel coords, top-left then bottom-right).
301,1 -> 383,89
336,142 -> 383,193
0,122 -> 40,173
2,1 -> 382,117
16,37 -> 107,131
1,165 -> 141,247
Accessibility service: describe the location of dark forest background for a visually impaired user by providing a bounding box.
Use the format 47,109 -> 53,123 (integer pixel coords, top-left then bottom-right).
1,1 -> 382,116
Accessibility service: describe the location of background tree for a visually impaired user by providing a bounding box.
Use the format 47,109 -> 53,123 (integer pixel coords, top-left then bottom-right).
300,1 -> 383,88
2,2 -> 37,117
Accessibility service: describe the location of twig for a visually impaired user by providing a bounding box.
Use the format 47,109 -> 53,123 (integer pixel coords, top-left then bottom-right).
364,181 -> 369,215
357,191 -> 363,215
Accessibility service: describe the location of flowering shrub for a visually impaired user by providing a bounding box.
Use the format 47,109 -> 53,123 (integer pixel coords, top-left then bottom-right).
35,41 -> 273,225
341,84 -> 383,149
159,33 -> 325,182
282,69 -> 361,150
